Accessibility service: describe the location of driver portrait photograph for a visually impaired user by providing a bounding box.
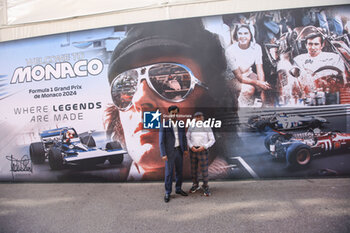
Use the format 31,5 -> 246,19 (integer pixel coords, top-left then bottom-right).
293,28 -> 347,94
105,18 -> 237,181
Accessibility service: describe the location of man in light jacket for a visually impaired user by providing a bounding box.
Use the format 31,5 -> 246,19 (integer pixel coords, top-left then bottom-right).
186,112 -> 216,196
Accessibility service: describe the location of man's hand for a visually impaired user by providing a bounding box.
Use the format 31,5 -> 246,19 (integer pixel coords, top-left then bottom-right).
191,146 -> 205,152
256,80 -> 271,90
162,155 -> 168,161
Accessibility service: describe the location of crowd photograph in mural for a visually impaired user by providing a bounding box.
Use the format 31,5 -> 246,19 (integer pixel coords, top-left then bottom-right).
0,4 -> 349,182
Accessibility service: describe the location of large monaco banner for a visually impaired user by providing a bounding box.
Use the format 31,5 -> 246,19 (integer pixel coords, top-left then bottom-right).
1,4 -> 350,182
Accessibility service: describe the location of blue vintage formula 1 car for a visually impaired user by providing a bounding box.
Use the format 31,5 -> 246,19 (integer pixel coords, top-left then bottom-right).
248,113 -> 328,131
29,127 -> 126,170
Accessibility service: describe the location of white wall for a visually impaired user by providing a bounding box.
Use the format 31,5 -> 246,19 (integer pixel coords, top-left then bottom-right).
0,0 -> 349,42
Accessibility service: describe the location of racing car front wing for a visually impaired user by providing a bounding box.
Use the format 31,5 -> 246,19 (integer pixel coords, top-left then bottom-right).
64,149 -> 127,162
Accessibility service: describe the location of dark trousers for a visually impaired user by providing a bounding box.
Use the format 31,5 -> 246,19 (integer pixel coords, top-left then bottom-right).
190,149 -> 209,187
164,147 -> 183,194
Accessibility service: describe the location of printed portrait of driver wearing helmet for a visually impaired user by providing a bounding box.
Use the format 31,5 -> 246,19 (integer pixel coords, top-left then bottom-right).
65,129 -> 75,144
104,18 -> 237,181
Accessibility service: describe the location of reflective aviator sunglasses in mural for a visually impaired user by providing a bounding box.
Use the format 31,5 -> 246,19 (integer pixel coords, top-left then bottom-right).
111,63 -> 209,111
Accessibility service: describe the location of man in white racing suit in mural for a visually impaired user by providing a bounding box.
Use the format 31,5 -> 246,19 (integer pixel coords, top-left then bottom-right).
293,31 -> 346,96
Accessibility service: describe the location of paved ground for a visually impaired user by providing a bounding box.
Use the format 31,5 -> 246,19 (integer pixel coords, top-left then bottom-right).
0,178 -> 350,233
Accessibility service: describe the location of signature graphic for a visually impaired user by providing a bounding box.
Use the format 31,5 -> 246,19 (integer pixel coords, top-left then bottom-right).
6,155 -> 33,173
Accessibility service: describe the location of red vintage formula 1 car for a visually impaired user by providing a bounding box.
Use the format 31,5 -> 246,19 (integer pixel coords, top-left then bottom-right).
264,129 -> 350,168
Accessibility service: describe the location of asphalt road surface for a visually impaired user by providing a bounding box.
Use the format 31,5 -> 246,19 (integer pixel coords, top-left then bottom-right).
0,179 -> 349,233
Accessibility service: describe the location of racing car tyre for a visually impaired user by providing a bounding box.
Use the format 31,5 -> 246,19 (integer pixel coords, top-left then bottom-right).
108,156 -> 124,165
106,141 -> 121,150
29,142 -> 46,164
106,142 -> 124,164
48,148 -> 64,170
80,136 -> 96,147
286,143 -> 312,168
256,120 -> 272,132
309,120 -> 319,128
248,115 -> 260,126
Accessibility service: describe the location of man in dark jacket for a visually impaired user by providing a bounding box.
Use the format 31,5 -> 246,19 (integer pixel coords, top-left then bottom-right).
159,105 -> 188,203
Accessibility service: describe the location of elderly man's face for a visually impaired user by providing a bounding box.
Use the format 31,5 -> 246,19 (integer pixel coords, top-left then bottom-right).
195,115 -> 204,122
117,56 -> 207,171
306,37 -> 323,57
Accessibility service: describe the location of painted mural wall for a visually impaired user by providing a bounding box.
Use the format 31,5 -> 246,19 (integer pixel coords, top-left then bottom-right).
1,4 -> 350,181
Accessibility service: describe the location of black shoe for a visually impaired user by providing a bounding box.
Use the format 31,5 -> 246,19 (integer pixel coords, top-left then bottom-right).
202,185 -> 211,196
189,185 -> 200,193
175,189 -> 188,196
164,194 -> 170,203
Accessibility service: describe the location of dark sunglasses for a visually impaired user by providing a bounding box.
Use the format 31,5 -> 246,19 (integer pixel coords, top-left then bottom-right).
110,63 -> 208,111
